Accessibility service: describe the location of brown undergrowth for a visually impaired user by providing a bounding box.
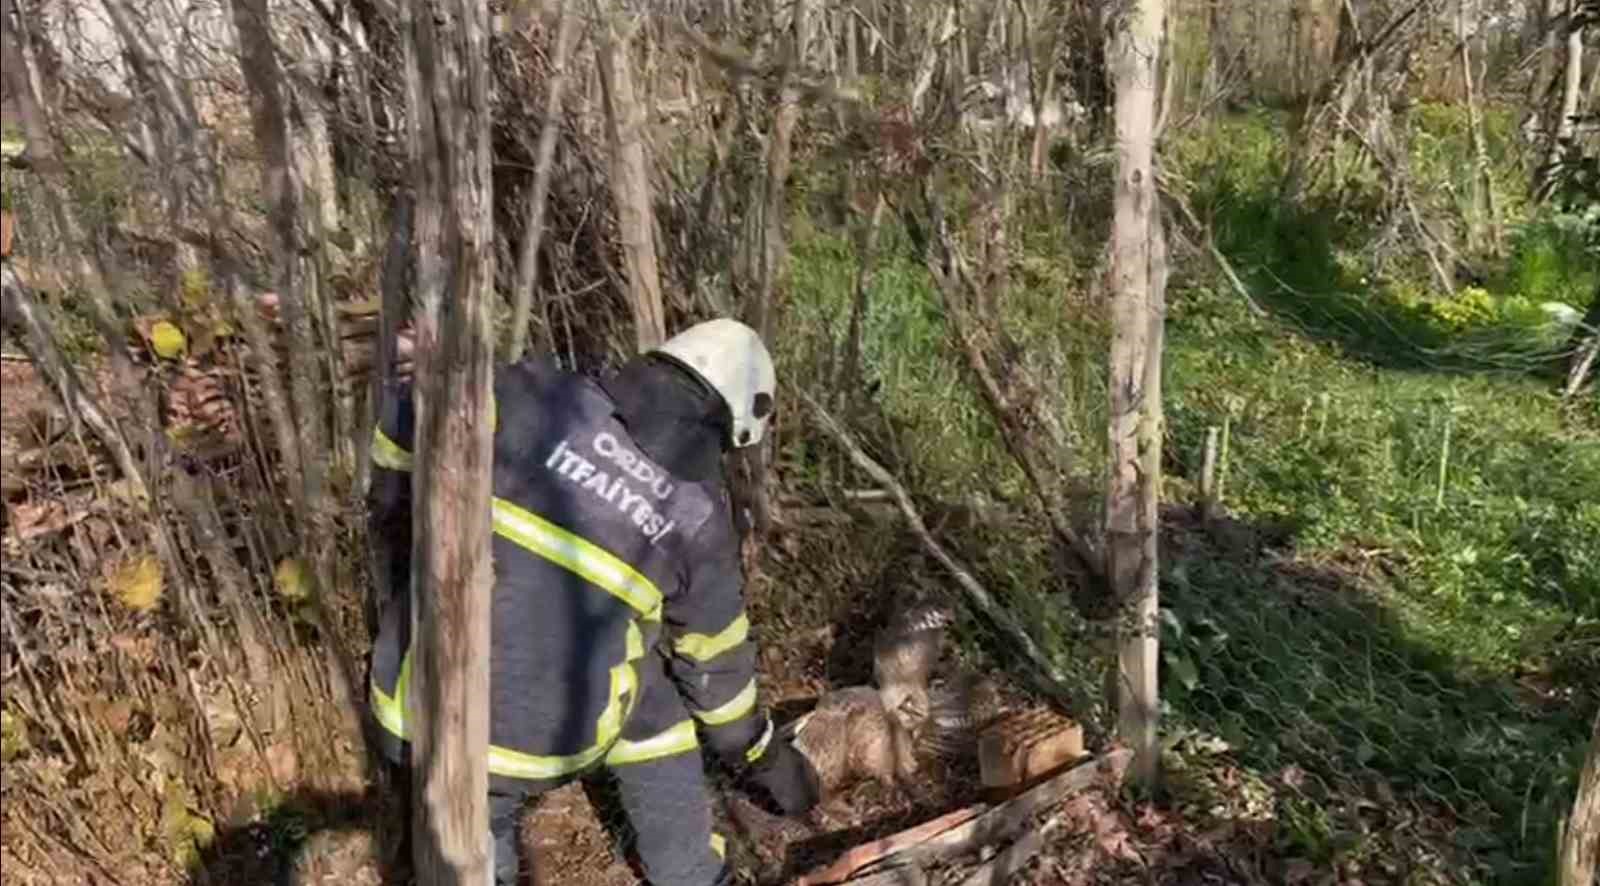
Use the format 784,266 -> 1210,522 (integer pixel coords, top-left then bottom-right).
1,359 -> 1510,886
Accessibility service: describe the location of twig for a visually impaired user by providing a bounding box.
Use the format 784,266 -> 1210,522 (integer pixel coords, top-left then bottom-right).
917,188 -> 1104,580
1162,182 -> 1265,318
801,391 -> 1075,696
672,18 -> 862,106
1199,426 -> 1220,520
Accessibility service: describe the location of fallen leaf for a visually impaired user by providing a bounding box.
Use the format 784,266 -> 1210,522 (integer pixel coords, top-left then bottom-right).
107,553 -> 163,612
150,321 -> 187,359
274,556 -> 313,602
1,710 -> 28,762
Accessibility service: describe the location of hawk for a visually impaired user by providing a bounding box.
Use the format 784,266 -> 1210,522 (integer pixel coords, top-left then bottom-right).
783,599 -> 980,802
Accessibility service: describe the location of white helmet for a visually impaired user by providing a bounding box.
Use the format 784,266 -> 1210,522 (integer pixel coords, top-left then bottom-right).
652,318 -> 776,448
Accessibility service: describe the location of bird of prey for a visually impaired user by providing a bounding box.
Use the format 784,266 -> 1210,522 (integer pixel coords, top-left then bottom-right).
783,599 -> 977,802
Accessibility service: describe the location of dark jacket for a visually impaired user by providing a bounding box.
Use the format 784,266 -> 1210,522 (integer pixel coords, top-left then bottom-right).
365,356 -> 770,785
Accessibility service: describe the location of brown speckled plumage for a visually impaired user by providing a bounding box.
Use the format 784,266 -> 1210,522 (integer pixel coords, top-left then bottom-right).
785,600 -> 970,802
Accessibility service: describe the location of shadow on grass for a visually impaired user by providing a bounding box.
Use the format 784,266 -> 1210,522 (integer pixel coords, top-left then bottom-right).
1206,192 -> 1577,380
1158,504 -> 1595,883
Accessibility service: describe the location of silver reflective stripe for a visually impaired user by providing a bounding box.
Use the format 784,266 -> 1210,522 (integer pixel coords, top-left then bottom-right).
744,715 -> 775,764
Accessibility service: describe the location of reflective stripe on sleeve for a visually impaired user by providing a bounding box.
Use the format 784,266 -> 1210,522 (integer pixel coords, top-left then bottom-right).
672,613 -> 749,662
371,428 -> 414,472
744,715 -> 775,764
693,677 -> 758,726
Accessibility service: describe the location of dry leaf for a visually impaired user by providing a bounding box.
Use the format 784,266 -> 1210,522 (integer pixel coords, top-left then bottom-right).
107,554 -> 163,612
274,556 -> 312,602
150,321 -> 187,359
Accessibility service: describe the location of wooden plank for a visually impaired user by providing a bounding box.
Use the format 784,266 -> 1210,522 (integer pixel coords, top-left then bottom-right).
791,805 -> 986,886
901,748 -> 1131,863
953,814 -> 1061,886
842,864 -> 927,886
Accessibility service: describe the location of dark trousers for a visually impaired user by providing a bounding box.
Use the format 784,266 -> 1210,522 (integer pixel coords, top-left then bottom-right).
485,750 -> 729,886
372,654 -> 730,886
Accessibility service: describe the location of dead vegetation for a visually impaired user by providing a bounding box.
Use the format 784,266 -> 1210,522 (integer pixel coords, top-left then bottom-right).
1,0 -> 1596,883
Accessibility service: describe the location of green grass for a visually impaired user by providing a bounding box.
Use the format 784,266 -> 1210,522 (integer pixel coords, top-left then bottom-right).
1166,110 -> 1596,378
1162,280 -> 1596,882
777,104 -> 1598,883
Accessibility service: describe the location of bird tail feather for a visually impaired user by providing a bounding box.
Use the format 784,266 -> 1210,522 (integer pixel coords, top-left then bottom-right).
916,681 -> 978,759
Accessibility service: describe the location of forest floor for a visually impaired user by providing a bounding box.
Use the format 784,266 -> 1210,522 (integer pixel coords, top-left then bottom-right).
0,351 -> 1485,886
0,357 -> 1400,886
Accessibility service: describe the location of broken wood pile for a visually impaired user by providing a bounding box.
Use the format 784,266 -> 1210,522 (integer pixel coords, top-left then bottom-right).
791,748 -> 1132,886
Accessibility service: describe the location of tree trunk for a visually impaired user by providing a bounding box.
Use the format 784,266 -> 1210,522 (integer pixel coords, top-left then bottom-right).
229,0 -> 340,628
1558,711 -> 1600,886
401,0 -> 497,881
507,0 -> 579,361
596,13 -> 667,352
846,6 -> 858,80
1105,0 -> 1166,790
1531,0 -> 1564,114
735,0 -> 812,541
909,5 -> 955,118
1459,0 -> 1501,254
1550,4 -> 1585,152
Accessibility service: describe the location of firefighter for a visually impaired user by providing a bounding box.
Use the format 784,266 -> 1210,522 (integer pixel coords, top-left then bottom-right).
365,318 -> 820,886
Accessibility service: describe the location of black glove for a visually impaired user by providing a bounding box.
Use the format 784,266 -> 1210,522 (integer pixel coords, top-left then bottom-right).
743,739 -> 820,817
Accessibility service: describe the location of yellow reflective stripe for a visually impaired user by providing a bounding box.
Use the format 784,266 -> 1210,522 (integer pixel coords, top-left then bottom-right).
710,834 -> 726,859
492,498 -> 663,621
371,396 -> 495,471
695,678 -> 758,726
744,716 -> 775,764
369,621 -> 649,781
604,719 -> 699,766
371,427 -> 413,471
673,613 -> 749,662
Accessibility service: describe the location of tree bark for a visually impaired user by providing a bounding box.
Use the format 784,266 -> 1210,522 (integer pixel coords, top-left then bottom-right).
735,0 -> 812,540
1531,0 -> 1564,116
1459,0 -> 1501,253
401,0 -> 497,881
1558,711 -> 1600,886
1105,0 -> 1166,790
1549,3 -> 1585,160
507,0 -> 579,361
596,11 -> 667,352
229,0 -> 341,628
